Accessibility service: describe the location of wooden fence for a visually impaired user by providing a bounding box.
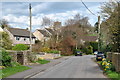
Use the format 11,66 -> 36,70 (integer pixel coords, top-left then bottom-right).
107,52 -> 120,72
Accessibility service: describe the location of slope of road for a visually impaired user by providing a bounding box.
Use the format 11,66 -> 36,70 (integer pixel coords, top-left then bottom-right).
32,55 -> 107,78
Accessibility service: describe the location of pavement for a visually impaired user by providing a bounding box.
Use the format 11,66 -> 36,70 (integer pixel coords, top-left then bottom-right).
7,56 -> 70,78
32,55 -> 108,78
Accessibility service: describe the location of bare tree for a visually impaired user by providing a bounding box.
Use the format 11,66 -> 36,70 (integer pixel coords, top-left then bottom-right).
41,16 -> 53,27
0,19 -> 9,29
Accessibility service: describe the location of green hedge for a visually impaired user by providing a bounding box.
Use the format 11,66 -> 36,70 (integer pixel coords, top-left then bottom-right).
12,44 -> 29,51
89,42 -> 98,52
0,49 -> 12,67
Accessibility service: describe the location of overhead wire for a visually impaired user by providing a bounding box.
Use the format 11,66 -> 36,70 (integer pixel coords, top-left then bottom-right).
81,0 -> 98,17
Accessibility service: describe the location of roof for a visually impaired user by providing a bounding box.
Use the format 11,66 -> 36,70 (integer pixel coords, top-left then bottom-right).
82,36 -> 98,42
38,29 -> 50,37
8,28 -> 35,38
45,28 -> 55,35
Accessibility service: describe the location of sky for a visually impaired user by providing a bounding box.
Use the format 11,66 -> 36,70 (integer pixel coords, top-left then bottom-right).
1,1 -> 108,31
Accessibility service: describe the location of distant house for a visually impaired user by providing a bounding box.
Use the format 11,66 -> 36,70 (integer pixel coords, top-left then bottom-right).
45,28 -> 55,35
5,27 -> 36,45
33,29 -> 50,42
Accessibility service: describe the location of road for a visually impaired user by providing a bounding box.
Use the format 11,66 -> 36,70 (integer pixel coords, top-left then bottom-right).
31,55 -> 107,78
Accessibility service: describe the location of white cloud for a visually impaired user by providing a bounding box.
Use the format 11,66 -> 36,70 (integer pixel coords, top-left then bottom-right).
3,10 -> 80,30
2,2 -> 102,30
32,2 -> 51,14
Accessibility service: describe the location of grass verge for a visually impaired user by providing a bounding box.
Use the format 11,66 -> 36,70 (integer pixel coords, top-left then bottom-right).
106,71 -> 120,80
1,65 -> 30,78
95,59 -> 120,80
36,59 -> 50,64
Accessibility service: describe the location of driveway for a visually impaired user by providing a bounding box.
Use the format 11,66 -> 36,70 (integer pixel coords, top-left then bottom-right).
32,55 -> 107,78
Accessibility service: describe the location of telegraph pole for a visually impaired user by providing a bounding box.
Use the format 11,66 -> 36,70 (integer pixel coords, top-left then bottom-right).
98,16 -> 100,52
29,3 -> 32,53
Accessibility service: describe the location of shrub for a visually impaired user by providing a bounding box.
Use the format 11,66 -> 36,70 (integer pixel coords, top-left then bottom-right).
73,49 -> 81,54
0,49 -> 12,67
81,46 -> 93,55
47,50 -> 60,54
100,58 -> 116,72
89,42 -> 98,52
12,44 -> 29,51
32,42 -> 42,52
40,47 -> 51,52
87,46 -> 93,54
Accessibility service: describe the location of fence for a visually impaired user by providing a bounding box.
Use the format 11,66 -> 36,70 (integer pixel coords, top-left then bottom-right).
106,52 -> 113,62
107,52 -> 120,72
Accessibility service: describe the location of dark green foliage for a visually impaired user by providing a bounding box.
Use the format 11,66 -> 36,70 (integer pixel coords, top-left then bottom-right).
12,44 -> 29,51
80,46 -> 93,55
73,49 -> 81,54
1,49 -> 12,67
89,42 -> 98,52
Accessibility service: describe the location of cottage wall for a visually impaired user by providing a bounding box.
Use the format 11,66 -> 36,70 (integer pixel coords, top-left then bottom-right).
33,30 -> 44,41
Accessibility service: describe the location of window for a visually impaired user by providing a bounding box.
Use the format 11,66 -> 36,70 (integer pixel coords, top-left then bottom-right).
16,37 -> 20,40
24,38 -> 26,41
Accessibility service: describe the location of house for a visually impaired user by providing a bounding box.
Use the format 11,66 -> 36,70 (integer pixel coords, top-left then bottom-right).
33,29 -> 50,42
45,28 -> 55,35
33,21 -> 63,42
5,27 -> 36,45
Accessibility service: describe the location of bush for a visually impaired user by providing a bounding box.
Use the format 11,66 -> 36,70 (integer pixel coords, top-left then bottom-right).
87,46 -> 93,54
89,42 -> 98,52
81,46 -> 93,55
12,44 -> 29,51
100,58 -> 116,72
47,50 -> 60,54
0,49 -> 12,67
73,49 -> 81,54
40,47 -> 51,52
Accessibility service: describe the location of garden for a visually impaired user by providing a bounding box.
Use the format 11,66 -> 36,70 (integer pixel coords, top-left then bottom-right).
0,44 -> 52,78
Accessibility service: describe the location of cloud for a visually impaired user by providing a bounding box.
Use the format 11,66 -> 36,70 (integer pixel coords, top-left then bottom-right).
2,2 -> 102,31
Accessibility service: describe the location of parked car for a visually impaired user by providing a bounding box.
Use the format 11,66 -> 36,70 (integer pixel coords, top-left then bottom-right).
94,51 -> 98,55
96,52 -> 105,61
75,51 -> 83,56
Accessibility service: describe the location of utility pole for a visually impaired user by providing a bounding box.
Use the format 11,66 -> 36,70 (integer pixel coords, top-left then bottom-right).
98,16 -> 101,52
29,3 -> 32,53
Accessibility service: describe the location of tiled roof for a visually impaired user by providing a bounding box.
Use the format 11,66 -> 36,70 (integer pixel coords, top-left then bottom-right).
45,28 -> 55,35
38,29 -> 50,37
8,28 -> 35,38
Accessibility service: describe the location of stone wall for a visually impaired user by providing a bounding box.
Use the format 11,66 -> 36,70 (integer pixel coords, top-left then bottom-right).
7,50 -> 30,65
36,52 -> 61,60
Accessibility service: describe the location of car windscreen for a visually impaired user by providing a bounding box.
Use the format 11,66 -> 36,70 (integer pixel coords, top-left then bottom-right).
98,52 -> 103,54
